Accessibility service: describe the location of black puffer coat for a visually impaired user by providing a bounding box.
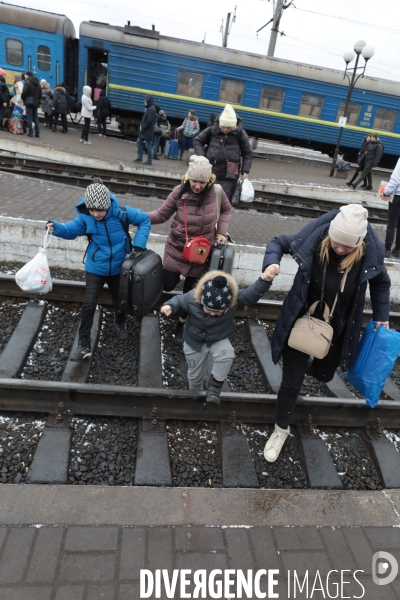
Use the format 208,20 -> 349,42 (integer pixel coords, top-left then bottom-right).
193,115 -> 253,200
96,90 -> 111,118
262,210 -> 390,370
21,76 -> 42,108
0,76 -> 10,106
51,86 -> 68,114
140,95 -> 156,140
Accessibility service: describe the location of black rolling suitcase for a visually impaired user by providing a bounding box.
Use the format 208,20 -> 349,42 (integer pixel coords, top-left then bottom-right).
208,243 -> 235,274
118,250 -> 164,317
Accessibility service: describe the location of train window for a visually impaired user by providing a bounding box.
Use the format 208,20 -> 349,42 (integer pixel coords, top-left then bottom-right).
177,71 -> 203,98
373,108 -> 398,132
336,101 -> 361,125
219,79 -> 244,104
37,46 -> 51,71
6,39 -> 23,66
260,87 -> 284,111
299,94 -> 323,118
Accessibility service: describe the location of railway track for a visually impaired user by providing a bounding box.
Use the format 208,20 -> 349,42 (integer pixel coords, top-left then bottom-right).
0,155 -> 388,223
1,277 -> 400,491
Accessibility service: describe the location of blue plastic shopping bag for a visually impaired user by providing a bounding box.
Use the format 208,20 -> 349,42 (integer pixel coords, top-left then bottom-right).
346,321 -> 400,407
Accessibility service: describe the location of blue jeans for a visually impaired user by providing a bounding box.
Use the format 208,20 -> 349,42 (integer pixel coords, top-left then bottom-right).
26,106 -> 40,136
152,133 -> 161,157
137,138 -> 153,163
180,134 -> 194,157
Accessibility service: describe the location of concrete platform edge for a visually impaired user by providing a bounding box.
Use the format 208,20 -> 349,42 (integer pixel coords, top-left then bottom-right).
1,486 -> 400,527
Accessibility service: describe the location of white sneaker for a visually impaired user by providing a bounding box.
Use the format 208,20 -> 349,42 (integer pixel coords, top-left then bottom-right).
84,141 -> 92,145
264,424 -> 290,463
79,139 -> 84,143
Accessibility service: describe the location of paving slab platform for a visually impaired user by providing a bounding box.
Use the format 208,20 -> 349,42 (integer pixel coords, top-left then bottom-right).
0,486 -> 398,598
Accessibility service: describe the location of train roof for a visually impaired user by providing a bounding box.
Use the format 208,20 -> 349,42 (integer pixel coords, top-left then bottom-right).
0,2 -> 75,37
80,20 -> 400,98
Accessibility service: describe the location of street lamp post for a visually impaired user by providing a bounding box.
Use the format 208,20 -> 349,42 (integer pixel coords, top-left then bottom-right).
329,40 -> 375,177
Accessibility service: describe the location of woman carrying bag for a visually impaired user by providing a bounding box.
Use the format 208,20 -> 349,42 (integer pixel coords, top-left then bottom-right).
148,155 -> 232,346
262,204 -> 390,463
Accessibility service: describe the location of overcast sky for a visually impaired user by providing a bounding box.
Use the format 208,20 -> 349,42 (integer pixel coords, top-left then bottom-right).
5,0 -> 400,82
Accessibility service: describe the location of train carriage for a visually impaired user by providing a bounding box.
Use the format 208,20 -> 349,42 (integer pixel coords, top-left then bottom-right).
0,2 -> 77,94
79,20 -> 400,163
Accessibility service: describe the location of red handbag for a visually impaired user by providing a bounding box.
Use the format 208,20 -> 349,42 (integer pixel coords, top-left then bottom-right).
182,199 -> 211,264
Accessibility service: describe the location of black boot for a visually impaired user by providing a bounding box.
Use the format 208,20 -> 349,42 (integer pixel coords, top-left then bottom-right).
70,339 -> 91,362
174,319 -> 184,347
206,375 -> 224,405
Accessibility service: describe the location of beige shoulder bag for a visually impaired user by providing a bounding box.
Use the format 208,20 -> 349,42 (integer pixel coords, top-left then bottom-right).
288,264 -> 347,360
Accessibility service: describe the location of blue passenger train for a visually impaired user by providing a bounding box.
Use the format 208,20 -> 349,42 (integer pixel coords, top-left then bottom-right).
1,2 -> 400,165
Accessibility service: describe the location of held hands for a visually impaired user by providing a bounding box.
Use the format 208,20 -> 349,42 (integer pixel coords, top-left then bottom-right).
241,173 -> 248,180
216,234 -> 227,244
376,321 -> 389,329
161,305 -> 172,317
262,264 -> 280,281
46,222 -> 54,233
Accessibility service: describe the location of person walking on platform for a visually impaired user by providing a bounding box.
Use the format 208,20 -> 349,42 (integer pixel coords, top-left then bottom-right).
193,104 -> 253,203
152,107 -> 168,159
134,95 -> 156,165
177,110 -> 200,161
80,86 -> 96,144
161,270 -> 275,404
46,179 -> 151,362
0,67 -> 11,130
96,89 -> 111,137
349,133 -> 383,191
346,135 -> 371,189
148,155 -> 232,346
51,84 -> 68,133
379,157 -> 400,258
21,71 -> 42,138
12,74 -> 25,114
262,204 -> 390,462
40,80 -> 53,128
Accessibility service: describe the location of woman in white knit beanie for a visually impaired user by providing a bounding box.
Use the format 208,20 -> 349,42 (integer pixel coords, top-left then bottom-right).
193,104 -> 253,203
261,204 -> 391,463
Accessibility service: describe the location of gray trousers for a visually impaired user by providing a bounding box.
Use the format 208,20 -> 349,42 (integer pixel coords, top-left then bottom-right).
183,339 -> 235,390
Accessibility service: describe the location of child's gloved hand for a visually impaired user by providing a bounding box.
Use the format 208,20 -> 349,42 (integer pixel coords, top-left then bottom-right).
161,305 -> 172,317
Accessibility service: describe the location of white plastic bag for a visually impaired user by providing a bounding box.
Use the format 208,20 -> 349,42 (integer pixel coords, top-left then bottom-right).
15,231 -> 53,293
240,178 -> 255,203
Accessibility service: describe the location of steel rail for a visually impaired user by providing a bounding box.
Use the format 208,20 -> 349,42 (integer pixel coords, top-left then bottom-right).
0,156 -> 388,222
1,379 -> 400,427
1,275 -> 399,327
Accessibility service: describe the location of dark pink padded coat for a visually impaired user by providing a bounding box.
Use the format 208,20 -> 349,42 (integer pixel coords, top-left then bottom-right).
148,183 -> 232,277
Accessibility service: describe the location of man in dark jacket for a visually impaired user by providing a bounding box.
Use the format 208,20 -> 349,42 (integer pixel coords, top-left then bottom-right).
21,71 -> 42,137
350,133 -> 383,191
193,104 -> 253,202
51,85 -> 68,133
134,95 -> 156,166
0,67 -> 10,130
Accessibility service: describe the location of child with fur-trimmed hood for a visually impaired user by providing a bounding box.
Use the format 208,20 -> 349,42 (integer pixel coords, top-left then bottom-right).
161,269 -> 275,404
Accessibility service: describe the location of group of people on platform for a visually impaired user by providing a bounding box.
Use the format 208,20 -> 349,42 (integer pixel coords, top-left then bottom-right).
134,95 -> 253,203
46,149 -> 392,463
0,68 -> 112,142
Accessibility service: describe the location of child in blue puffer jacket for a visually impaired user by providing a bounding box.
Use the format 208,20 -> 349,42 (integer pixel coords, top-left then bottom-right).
46,178 -> 151,361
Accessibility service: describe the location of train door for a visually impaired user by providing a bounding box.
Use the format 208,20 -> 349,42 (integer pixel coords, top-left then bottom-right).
30,39 -> 56,85
87,48 -> 109,100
